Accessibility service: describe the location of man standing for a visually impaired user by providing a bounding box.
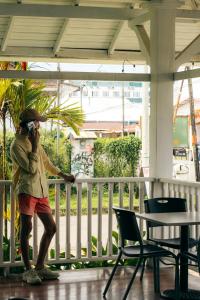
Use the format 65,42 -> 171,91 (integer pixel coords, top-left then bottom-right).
10,108 -> 75,285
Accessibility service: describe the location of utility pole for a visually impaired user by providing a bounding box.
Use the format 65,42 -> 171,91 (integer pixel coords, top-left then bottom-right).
56,63 -> 61,155
173,74 -> 185,124
187,66 -> 200,181
122,81 -> 125,136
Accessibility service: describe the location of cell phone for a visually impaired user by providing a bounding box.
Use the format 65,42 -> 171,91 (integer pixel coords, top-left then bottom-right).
27,121 -> 35,132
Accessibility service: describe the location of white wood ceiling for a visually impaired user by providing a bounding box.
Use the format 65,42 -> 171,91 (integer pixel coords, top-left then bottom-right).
0,0 -> 199,65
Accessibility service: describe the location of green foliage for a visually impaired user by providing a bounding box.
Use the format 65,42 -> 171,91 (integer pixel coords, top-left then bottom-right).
0,131 -> 14,179
49,230 -> 139,270
1,230 -> 145,274
40,129 -> 72,176
0,129 -> 72,179
94,135 -> 141,178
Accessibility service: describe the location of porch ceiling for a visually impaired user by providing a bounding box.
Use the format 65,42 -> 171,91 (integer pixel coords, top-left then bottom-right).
0,0 -> 200,65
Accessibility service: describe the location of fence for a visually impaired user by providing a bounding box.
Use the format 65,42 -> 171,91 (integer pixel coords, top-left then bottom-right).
1,177 -> 200,269
0,177 -> 153,268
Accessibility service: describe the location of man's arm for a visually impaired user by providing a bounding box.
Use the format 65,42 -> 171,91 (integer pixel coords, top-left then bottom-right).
11,143 -> 38,175
58,172 -> 75,183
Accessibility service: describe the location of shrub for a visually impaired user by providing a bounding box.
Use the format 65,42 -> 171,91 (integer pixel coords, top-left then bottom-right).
94,135 -> 141,178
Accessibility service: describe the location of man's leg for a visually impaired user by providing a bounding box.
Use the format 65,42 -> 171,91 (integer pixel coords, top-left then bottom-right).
35,213 -> 56,269
20,214 -> 33,270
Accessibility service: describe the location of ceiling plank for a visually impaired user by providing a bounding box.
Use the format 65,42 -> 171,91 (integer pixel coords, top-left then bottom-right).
0,69 -> 150,82
175,34 -> 200,69
1,16 -> 15,51
0,3 -> 142,20
53,19 -> 70,54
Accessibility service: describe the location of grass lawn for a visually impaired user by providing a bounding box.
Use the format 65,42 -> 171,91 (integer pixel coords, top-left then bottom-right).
49,188 -> 139,214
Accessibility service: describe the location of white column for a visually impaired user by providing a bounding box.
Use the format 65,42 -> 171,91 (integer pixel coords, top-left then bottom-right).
142,65 -> 149,173
149,1 -> 177,178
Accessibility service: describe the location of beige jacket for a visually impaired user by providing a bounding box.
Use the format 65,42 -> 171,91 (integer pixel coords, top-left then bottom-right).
10,133 -> 60,198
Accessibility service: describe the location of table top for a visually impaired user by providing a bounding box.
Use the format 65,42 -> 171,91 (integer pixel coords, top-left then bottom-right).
135,211 -> 200,226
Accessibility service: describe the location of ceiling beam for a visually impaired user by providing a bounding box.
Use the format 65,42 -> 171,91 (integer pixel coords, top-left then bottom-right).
53,19 -> 70,54
176,9 -> 200,19
0,4 -> 199,20
129,23 -> 150,63
108,21 -> 126,56
1,17 -> 15,51
0,3 -> 143,20
175,34 -> 200,69
0,70 -> 150,82
0,47 -> 145,63
190,0 -> 198,9
108,12 -> 150,56
128,12 -> 150,26
174,67 -> 200,80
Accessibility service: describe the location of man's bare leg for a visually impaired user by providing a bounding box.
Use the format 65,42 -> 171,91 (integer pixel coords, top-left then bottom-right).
20,214 -> 33,270
35,213 -> 56,270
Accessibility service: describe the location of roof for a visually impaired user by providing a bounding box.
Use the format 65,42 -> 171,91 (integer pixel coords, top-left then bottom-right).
68,130 -> 97,139
82,121 -> 137,132
0,1 -> 200,65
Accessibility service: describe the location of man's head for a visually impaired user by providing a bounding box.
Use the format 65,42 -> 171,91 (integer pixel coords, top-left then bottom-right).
19,108 -> 47,130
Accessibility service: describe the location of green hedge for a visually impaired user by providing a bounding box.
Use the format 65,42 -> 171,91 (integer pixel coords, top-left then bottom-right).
94,135 -> 141,178
1,131 -> 141,180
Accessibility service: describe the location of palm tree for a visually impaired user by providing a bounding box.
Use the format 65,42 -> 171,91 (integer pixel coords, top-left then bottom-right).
0,62 -> 85,238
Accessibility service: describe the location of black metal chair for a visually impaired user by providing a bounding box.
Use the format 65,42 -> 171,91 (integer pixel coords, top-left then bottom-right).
139,197 -> 198,282
182,241 -> 200,273
144,197 -> 198,249
102,207 -> 179,300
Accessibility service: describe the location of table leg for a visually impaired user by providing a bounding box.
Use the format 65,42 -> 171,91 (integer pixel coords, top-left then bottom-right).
161,225 -> 200,299
180,225 -> 189,292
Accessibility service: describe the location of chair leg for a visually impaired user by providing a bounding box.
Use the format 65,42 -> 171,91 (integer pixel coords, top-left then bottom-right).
140,257 -> 147,281
103,250 -> 122,298
122,257 -> 143,300
153,257 -> 160,293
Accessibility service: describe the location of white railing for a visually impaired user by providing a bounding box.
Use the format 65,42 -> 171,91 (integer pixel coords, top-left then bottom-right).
160,178 -> 200,241
1,177 -> 200,270
0,177 -> 154,268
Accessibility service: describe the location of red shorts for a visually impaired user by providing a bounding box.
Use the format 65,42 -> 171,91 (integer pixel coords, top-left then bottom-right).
18,194 -> 52,216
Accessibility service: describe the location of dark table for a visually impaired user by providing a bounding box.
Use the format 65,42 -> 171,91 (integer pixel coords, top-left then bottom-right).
135,211 -> 200,300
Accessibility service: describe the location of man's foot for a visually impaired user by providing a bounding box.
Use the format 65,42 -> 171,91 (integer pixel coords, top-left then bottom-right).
22,269 -> 42,285
36,267 -> 59,280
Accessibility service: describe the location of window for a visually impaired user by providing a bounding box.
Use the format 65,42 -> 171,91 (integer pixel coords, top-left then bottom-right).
124,91 -> 130,97
92,90 -> 98,97
83,90 -> 88,96
113,91 -> 120,97
102,90 -> 109,97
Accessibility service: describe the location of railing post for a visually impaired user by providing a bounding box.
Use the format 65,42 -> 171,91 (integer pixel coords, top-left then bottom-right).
0,183 -> 4,265
107,182 -> 113,257
65,183 -> 71,259
152,178 -> 163,197
97,183 -> 103,257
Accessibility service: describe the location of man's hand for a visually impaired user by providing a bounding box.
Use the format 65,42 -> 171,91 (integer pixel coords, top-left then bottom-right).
29,129 -> 40,153
59,172 -> 75,183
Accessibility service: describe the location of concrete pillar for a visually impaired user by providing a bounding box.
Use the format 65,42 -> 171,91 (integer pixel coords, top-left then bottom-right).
142,65 -> 150,173
149,1 -> 178,179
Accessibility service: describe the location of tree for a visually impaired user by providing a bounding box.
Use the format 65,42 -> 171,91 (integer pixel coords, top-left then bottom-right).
0,61 -> 85,238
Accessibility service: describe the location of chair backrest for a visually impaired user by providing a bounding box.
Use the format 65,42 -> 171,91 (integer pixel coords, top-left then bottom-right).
113,207 -> 143,247
144,197 -> 187,229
